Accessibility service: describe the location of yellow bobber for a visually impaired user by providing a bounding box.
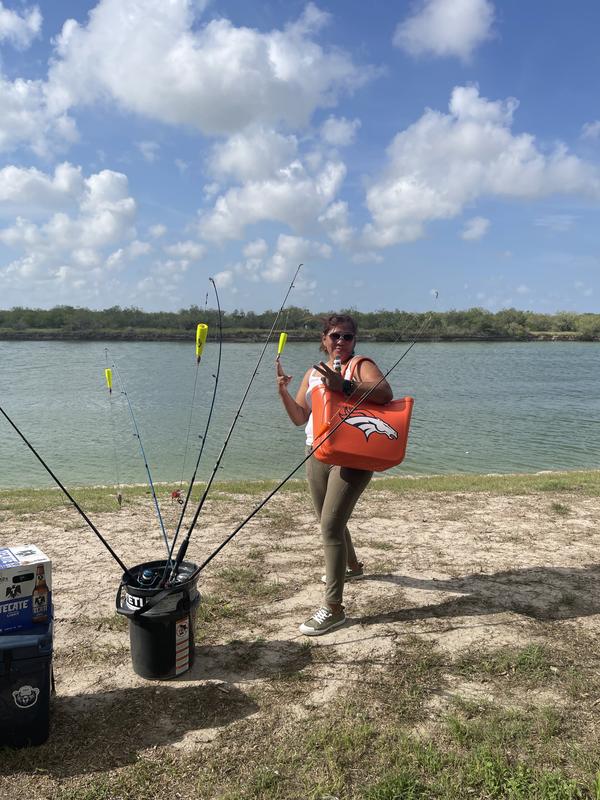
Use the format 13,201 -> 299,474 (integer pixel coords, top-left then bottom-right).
277,332 -> 288,360
196,323 -> 209,362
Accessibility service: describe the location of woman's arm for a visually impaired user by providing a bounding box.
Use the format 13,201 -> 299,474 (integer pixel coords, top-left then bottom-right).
276,361 -> 311,426
353,359 -> 393,405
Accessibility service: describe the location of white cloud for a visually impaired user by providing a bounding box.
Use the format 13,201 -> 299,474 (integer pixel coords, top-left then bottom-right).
362,85 -> 600,248
461,216 -> 489,240
243,238 -> 268,258
0,2 -> 41,50
137,141 -> 160,163
261,233 -> 329,284
393,0 -> 495,61
212,269 -> 234,289
209,127 -> 298,182
581,121 -> 600,140
164,240 -> 206,260
320,116 -> 361,147
516,284 -> 530,294
0,168 -> 137,293
0,74 -> 77,156
46,1 -> 372,136
149,223 -> 167,238
318,200 -> 355,247
0,163 -> 83,213
199,158 -> 346,242
175,158 -> 188,173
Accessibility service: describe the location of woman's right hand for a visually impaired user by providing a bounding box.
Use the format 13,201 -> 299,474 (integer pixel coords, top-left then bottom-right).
275,358 -> 292,393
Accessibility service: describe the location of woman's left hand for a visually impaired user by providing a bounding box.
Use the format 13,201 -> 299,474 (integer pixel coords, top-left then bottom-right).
313,361 -> 345,393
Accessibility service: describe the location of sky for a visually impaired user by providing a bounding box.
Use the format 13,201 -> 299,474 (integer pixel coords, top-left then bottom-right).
0,0 -> 599,314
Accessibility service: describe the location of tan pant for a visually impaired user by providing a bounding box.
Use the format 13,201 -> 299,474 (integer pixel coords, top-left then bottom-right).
306,449 -> 372,605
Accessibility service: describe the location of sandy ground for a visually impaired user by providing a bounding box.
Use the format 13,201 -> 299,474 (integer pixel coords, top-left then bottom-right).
2,482 -> 600,758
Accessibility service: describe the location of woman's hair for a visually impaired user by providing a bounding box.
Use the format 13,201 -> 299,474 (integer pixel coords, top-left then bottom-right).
319,313 -> 357,352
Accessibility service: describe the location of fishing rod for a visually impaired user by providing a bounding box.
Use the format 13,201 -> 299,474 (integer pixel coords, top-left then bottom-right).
0,404 -> 132,579
108,355 -> 172,566
166,263 -> 302,583
190,306 -> 437,576
136,301 -> 436,612
164,278 -> 223,577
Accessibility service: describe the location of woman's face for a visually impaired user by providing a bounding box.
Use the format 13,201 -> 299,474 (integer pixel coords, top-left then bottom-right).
322,323 -> 356,362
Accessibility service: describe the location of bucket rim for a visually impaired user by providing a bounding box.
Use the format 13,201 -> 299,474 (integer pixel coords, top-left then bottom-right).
121,560 -> 200,597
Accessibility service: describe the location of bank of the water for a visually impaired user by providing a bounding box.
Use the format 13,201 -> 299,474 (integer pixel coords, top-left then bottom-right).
0,329 -> 595,342
2,470 -> 600,516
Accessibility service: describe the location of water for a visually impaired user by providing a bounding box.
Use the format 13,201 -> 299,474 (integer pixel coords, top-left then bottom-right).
0,340 -> 598,489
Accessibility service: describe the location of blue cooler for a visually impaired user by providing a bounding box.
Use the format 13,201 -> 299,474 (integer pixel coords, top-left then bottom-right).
0,624 -> 53,748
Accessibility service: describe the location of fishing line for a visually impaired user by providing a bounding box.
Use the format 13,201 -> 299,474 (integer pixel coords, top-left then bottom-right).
0,404 -> 132,578
166,263 -> 303,582
164,278 -> 223,581
177,292 -> 211,492
104,349 -> 123,508
107,354 -> 172,566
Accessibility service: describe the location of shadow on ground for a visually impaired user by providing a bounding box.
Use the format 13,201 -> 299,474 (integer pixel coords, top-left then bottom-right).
192,637 -> 312,682
0,637 -> 312,777
359,564 -> 600,624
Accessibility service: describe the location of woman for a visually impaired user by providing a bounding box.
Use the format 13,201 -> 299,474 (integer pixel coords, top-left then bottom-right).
276,314 -> 392,635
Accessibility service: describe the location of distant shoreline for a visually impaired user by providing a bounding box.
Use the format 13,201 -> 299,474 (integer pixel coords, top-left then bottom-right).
0,330 -> 596,343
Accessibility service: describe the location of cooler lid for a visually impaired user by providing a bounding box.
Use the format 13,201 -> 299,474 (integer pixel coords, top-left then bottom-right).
0,623 -> 53,659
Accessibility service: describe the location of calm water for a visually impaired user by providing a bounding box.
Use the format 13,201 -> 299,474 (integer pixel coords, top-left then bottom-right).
0,340 -> 598,489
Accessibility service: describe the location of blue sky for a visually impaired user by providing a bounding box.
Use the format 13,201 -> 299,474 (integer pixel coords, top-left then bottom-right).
0,0 -> 598,313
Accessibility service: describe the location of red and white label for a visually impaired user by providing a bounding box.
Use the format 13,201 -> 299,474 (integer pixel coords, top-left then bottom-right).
174,614 -> 190,675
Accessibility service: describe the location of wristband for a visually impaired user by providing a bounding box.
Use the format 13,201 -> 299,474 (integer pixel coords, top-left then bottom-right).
342,379 -> 355,396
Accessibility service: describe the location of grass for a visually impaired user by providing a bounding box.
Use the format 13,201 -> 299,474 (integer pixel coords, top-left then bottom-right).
2,470 -> 600,517
3,637 -> 600,799
214,566 -> 287,600
551,502 -> 571,516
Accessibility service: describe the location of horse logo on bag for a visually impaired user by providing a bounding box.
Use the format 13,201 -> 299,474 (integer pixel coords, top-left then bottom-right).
342,412 -> 398,441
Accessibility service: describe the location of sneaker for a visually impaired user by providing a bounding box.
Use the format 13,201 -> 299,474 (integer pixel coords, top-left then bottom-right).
320,562 -> 364,584
299,606 -> 346,636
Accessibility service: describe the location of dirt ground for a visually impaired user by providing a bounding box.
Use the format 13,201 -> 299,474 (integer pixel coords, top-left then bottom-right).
1,481 -> 600,794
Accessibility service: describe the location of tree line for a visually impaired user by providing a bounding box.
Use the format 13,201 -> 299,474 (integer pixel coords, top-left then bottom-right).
0,305 -> 599,340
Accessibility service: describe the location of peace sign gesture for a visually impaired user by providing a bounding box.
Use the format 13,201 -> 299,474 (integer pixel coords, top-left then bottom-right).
312,361 -> 344,393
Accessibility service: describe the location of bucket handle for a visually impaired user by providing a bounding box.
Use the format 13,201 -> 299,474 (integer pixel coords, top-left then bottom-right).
115,581 -> 190,619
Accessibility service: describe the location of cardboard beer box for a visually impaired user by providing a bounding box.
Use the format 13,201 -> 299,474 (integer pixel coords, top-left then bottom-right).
0,546 -> 52,634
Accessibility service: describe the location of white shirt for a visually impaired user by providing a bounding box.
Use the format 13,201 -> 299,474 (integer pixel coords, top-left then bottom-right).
304,358 -> 364,445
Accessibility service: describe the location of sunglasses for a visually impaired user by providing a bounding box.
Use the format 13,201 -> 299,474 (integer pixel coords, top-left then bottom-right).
327,332 -> 355,342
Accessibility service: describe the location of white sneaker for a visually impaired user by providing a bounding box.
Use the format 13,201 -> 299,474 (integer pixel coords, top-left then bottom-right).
299,606 -> 346,636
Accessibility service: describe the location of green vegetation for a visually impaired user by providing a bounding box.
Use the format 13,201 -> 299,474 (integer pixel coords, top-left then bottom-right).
2,471 -> 599,515
1,304 -> 600,340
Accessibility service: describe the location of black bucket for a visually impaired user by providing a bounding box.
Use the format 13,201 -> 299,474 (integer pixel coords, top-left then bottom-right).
116,560 -> 200,680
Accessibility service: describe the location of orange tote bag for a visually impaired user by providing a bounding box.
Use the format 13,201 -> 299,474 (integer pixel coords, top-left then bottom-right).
311,385 -> 414,472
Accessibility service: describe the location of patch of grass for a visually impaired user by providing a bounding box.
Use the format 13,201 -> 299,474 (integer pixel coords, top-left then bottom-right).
374,469 -> 600,496
365,539 -> 395,551
195,592 -> 245,630
245,547 -> 265,561
61,641 -> 130,667
0,479 -> 309,515
3,471 -> 599,516
214,566 -> 287,600
456,644 -> 555,686
69,614 -> 129,632
551,502 -> 571,516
